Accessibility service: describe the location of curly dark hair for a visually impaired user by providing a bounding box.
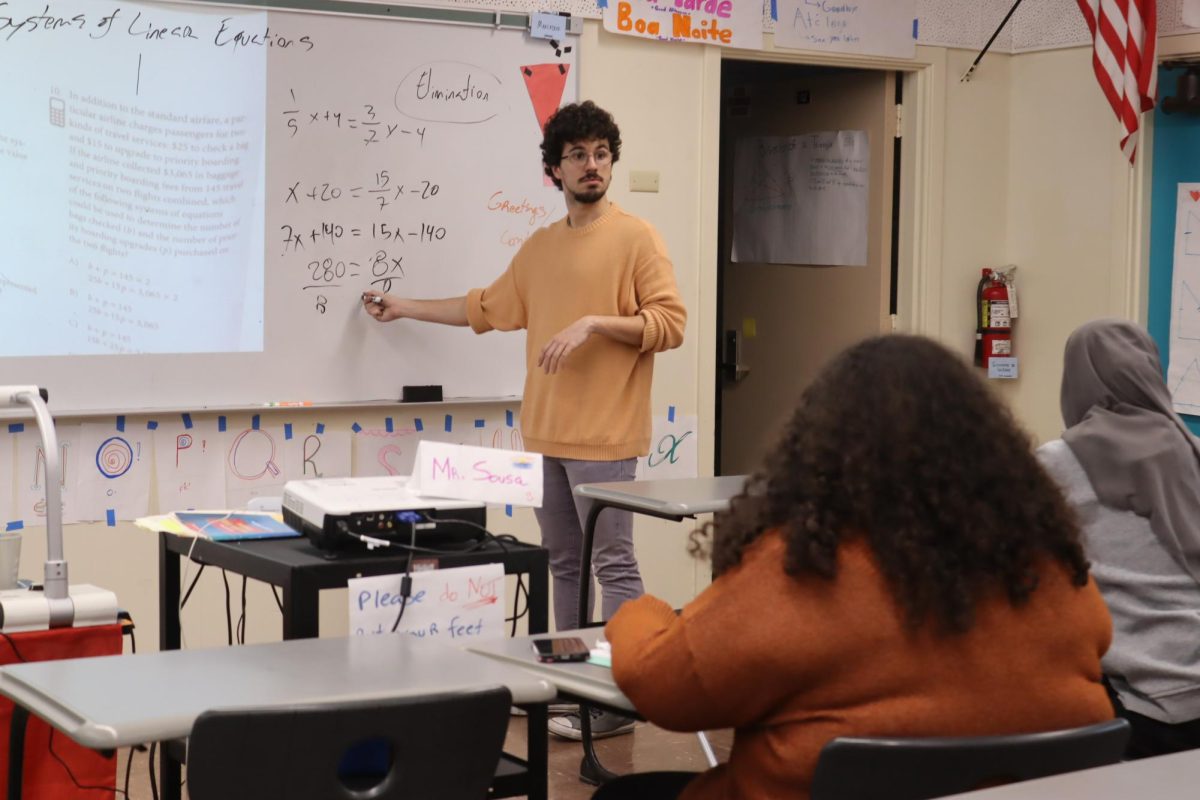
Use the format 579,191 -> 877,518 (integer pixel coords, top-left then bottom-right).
540,101 -> 622,190
697,334 -> 1089,635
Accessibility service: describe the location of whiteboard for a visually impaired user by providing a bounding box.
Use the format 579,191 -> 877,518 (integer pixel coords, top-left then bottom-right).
0,0 -> 577,412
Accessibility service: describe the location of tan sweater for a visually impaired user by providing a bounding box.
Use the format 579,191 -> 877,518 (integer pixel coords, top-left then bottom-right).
465,203 -> 685,460
607,532 -> 1114,800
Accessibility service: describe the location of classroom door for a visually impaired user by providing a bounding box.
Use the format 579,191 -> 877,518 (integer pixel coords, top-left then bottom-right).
717,62 -> 896,476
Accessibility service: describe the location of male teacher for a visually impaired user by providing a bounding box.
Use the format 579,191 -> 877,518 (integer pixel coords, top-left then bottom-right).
362,101 -> 686,740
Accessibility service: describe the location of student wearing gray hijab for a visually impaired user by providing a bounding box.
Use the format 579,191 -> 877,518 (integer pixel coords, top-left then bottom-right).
1038,318 -> 1200,758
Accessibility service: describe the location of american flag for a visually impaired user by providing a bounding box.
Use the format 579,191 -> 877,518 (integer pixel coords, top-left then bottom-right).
1076,0 -> 1157,163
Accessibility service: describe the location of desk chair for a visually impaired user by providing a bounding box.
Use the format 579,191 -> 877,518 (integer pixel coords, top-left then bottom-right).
809,718 -> 1131,800
186,686 -> 511,800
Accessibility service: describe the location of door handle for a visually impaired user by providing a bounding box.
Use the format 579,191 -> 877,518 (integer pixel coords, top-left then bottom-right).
721,330 -> 750,383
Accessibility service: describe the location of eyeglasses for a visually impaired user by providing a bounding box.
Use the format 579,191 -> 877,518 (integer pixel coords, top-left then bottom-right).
562,148 -> 612,167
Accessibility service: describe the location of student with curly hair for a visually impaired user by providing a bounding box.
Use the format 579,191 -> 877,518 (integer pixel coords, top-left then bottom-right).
1039,319 -> 1200,758
599,334 -> 1113,800
362,101 -> 686,739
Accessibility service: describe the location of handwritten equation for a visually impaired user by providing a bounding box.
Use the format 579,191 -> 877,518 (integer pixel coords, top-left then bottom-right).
282,96 -> 426,148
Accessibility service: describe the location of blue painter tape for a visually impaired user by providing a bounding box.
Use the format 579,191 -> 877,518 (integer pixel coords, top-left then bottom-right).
668,405 -> 676,423
182,413 -> 193,429
912,17 -> 918,39
505,504 -> 513,517
770,0 -> 776,20
444,414 -> 452,432
218,415 -> 227,432
351,422 -> 362,433
147,420 -> 158,430
595,0 -> 607,8
116,415 -> 125,432
316,423 -> 325,434
415,418 -> 424,432
252,414 -> 261,430
5,521 -> 22,532
385,417 -> 394,433
8,423 -> 23,433
475,419 -> 485,428
506,410 -> 514,427
106,509 -> 116,526
284,423 -> 293,440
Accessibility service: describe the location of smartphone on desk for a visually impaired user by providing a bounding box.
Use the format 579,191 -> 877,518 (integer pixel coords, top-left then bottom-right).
531,636 -> 590,663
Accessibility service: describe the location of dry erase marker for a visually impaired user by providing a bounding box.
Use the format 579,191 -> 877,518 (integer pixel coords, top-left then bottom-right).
265,401 -> 313,407
363,293 -> 384,305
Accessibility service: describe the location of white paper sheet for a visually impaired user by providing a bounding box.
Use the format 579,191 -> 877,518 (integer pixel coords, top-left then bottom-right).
77,422 -> 151,522
153,418 -> 226,512
1169,184 -> 1200,414
732,131 -> 869,267
349,563 -> 505,641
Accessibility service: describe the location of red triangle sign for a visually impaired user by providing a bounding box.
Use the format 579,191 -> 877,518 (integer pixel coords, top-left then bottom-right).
521,63 -> 571,132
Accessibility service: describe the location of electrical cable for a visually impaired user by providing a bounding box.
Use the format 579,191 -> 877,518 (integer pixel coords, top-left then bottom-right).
334,511 -> 531,636
148,741 -> 158,800
390,514 -> 418,633
236,576 -> 248,645
47,728 -> 129,798
221,569 -> 232,646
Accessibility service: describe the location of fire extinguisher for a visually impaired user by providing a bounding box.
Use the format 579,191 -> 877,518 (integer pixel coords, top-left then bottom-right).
974,267 -> 1017,370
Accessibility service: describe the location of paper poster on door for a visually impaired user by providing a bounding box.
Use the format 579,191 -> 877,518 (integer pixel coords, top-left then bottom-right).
732,131 -> 869,266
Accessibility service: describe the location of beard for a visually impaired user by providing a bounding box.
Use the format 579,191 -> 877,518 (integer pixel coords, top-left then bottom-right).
569,175 -> 607,204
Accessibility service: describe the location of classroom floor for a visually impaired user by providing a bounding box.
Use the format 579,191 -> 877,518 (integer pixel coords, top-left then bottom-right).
114,718 -> 734,799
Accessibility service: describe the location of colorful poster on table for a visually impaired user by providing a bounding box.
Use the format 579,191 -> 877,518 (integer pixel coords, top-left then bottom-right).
602,0 -> 763,50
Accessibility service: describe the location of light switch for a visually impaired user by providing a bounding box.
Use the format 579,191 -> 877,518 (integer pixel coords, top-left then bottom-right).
629,170 -> 660,193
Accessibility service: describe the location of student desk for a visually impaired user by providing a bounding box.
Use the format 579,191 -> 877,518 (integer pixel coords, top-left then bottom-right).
0,635 -> 557,800
571,475 -> 746,781
572,475 -> 747,629
158,531 -> 550,646
936,746 -> 1200,799
468,628 -> 634,715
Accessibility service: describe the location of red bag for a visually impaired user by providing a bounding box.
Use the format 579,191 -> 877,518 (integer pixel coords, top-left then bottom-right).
0,624 -> 124,800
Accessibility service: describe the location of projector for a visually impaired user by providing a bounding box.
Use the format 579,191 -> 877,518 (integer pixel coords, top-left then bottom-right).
281,476 -> 488,553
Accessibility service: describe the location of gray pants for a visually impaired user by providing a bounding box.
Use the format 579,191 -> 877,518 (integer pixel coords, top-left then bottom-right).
534,457 -> 644,631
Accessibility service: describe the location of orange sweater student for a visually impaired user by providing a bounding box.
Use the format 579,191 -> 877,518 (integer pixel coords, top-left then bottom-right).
601,335 -> 1114,800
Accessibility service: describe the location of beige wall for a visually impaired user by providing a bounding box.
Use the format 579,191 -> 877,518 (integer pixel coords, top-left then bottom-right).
24,25 -> 1178,650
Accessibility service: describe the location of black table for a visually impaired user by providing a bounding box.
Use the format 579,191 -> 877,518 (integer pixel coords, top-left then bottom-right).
158,532 -> 549,647
156,531 -> 551,800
